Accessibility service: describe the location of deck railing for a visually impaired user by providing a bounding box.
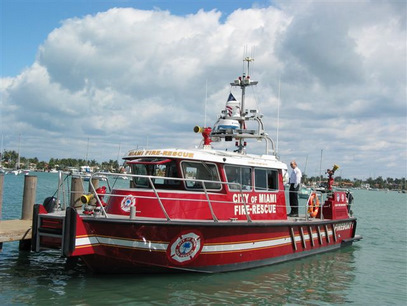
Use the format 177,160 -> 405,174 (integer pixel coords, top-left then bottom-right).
55,171 -> 259,222
54,172 -> 349,222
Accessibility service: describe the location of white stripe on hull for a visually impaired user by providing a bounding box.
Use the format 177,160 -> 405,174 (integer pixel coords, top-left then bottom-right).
75,230 -> 333,253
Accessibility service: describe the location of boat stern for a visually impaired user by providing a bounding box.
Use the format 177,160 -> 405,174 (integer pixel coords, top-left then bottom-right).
31,204 -> 95,257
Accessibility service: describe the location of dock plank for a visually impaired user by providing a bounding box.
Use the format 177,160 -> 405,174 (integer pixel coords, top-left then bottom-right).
0,219 -> 32,243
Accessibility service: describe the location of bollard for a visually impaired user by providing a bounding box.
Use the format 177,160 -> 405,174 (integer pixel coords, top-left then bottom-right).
21,175 -> 37,220
70,176 -> 84,208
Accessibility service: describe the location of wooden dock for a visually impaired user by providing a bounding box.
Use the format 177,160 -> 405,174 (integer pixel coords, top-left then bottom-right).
0,219 -> 32,243
0,174 -> 85,250
0,174 -> 35,250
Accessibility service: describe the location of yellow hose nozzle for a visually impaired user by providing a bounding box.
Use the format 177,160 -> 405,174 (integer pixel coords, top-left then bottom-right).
194,126 -> 204,133
81,193 -> 94,204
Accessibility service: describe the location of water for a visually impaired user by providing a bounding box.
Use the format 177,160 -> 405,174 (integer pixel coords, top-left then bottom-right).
1,173 -> 406,305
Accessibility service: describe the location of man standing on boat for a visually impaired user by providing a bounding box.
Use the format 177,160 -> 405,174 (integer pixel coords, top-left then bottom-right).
288,161 -> 302,217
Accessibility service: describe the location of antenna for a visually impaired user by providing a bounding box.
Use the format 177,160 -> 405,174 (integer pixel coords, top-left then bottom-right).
276,78 -> 280,154
242,45 -> 247,72
244,56 -> 254,76
242,46 -> 255,75
204,79 -> 208,127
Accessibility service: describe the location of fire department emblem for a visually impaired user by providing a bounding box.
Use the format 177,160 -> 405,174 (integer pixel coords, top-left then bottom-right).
121,195 -> 136,212
167,231 -> 203,264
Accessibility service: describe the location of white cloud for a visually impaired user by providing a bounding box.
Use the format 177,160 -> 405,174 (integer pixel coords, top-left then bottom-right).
1,1 -> 406,179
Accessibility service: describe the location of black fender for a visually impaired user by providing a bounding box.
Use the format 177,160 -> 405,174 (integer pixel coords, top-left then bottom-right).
62,207 -> 77,257
31,204 -> 40,252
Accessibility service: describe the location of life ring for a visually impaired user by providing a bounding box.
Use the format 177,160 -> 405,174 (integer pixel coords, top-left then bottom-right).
307,192 -> 320,218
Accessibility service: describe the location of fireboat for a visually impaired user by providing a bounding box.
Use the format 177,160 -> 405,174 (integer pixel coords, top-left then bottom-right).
31,58 -> 361,273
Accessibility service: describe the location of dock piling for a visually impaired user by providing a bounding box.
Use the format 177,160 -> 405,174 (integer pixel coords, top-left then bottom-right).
21,175 -> 37,220
70,176 -> 84,208
20,175 -> 37,250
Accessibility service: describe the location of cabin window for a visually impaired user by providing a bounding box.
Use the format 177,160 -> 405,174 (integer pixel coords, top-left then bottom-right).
254,168 -> 279,191
225,165 -> 252,191
130,158 -> 180,188
181,161 -> 221,190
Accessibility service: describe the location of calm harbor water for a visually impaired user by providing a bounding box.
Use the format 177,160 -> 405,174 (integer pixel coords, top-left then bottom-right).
1,172 -> 406,305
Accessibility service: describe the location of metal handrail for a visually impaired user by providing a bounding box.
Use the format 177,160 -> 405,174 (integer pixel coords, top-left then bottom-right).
57,171 -> 345,222
147,176 -> 171,221
201,181 -> 219,222
85,172 -> 261,222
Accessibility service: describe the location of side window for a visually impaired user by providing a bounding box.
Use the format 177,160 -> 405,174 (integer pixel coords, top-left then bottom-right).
225,165 -> 252,191
255,168 -> 279,191
242,167 -> 252,190
225,166 -> 239,190
181,161 -> 221,190
267,170 -> 279,190
255,169 -> 267,191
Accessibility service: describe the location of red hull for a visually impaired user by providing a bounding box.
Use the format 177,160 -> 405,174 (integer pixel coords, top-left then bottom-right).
48,209 -> 358,273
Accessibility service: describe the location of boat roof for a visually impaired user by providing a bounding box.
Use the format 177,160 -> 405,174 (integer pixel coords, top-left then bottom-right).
124,148 -> 287,170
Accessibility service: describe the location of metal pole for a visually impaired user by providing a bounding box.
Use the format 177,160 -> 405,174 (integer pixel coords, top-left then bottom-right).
319,149 -> 323,183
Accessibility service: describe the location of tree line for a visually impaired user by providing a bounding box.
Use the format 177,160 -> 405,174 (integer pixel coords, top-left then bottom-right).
302,174 -> 406,191
1,150 -> 120,172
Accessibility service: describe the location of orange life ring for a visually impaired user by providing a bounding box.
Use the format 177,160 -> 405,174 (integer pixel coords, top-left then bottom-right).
307,192 -> 320,218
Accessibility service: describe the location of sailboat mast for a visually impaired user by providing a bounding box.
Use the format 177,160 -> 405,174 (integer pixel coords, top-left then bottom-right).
85,137 -> 89,164
17,134 -> 21,169
0,134 -> 3,168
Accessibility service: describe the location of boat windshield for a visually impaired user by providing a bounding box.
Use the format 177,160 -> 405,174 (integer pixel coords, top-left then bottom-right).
129,158 -> 180,189
181,161 -> 221,190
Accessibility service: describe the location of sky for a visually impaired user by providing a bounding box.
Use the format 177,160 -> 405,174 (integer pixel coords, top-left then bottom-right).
1,0 -> 406,180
